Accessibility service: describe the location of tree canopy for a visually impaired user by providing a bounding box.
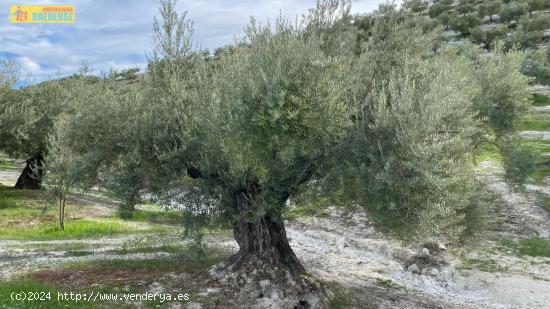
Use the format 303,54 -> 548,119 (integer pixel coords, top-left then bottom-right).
2,1 -> 534,302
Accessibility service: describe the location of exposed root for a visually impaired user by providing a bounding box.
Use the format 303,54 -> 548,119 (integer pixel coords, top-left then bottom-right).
209,257 -> 330,309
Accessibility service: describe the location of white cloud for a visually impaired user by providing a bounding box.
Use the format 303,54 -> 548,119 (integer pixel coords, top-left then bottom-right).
17,56 -> 41,73
0,0 -> 393,82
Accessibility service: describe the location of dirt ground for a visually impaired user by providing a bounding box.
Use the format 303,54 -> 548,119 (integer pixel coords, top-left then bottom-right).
1,158 -> 550,308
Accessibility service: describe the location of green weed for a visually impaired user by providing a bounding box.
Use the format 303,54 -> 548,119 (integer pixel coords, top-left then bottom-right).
532,94 -> 550,107
0,219 -> 145,240
521,114 -> 550,131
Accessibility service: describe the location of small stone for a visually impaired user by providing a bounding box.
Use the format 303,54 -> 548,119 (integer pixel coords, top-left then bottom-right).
407,263 -> 420,274
421,248 -> 430,257
260,280 -> 274,298
206,287 -> 219,294
185,302 -> 203,309
336,237 -> 346,253
438,243 -> 447,251
421,267 -> 439,276
421,267 -> 433,276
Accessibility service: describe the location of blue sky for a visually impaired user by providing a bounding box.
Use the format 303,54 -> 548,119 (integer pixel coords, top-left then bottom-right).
0,0 -> 398,83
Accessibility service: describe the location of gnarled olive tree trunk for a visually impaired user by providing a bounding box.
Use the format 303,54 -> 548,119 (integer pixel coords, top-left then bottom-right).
14,152 -> 44,190
227,187 -> 305,277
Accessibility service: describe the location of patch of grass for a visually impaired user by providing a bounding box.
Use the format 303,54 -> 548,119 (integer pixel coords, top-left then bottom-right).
539,195 -> 550,213
517,139 -> 550,184
498,237 -> 550,258
0,219 -> 146,240
474,143 -> 502,162
131,209 -> 182,225
375,278 -> 396,288
0,160 -> 19,170
532,94 -> 550,107
518,238 -> 550,257
520,139 -> 550,154
326,284 -> 354,309
0,186 -> 45,210
461,258 -> 508,273
531,165 -> 550,184
521,114 -> 550,131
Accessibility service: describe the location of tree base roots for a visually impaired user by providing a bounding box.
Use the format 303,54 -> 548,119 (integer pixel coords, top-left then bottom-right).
209,257 -> 330,309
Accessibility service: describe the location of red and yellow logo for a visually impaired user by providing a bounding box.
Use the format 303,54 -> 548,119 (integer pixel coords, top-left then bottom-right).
10,5 -> 75,23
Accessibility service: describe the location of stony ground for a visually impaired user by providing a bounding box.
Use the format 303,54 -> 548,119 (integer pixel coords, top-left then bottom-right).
2,102 -> 550,309
1,162 -> 550,308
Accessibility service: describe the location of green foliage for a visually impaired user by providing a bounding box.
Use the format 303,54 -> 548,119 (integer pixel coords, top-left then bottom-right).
459,190 -> 495,242
403,0 -> 429,13
501,141 -> 536,187
526,0 -> 548,14
521,13 -> 550,31
519,238 -> 550,257
449,14 -> 481,35
341,8 -> 482,239
428,2 -> 451,18
499,1 -> 529,23
478,0 -> 503,21
520,114 -> 550,130
471,25 -> 508,49
461,257 -> 508,272
500,237 -> 550,257
110,67 -> 140,80
456,0 -> 477,16
523,47 -> 550,85
474,43 -> 532,138
32,0 -> 535,246
43,68 -> 147,219
508,25 -> 544,50
531,94 -> 550,106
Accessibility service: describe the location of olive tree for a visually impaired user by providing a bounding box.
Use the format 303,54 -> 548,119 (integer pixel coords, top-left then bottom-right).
0,60 -> 20,150
140,0 -> 531,273
0,61 -> 103,190
136,0 -> 354,279
48,1 -> 533,303
479,0 -> 502,22
0,75 -> 64,189
472,42 -> 534,185
523,46 -> 550,85
43,71 -> 147,220
500,1 -> 528,23
471,25 -> 508,49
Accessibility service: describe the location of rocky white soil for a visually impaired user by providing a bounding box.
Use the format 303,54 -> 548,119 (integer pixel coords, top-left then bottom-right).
2,159 -> 550,308
0,169 -> 19,186
532,105 -> 550,113
520,130 -> 550,140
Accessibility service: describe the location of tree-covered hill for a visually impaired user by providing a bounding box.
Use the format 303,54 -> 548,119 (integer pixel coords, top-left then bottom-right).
400,0 -> 550,84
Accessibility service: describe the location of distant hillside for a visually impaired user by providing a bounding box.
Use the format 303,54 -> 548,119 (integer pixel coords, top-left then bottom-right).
405,0 -> 550,85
